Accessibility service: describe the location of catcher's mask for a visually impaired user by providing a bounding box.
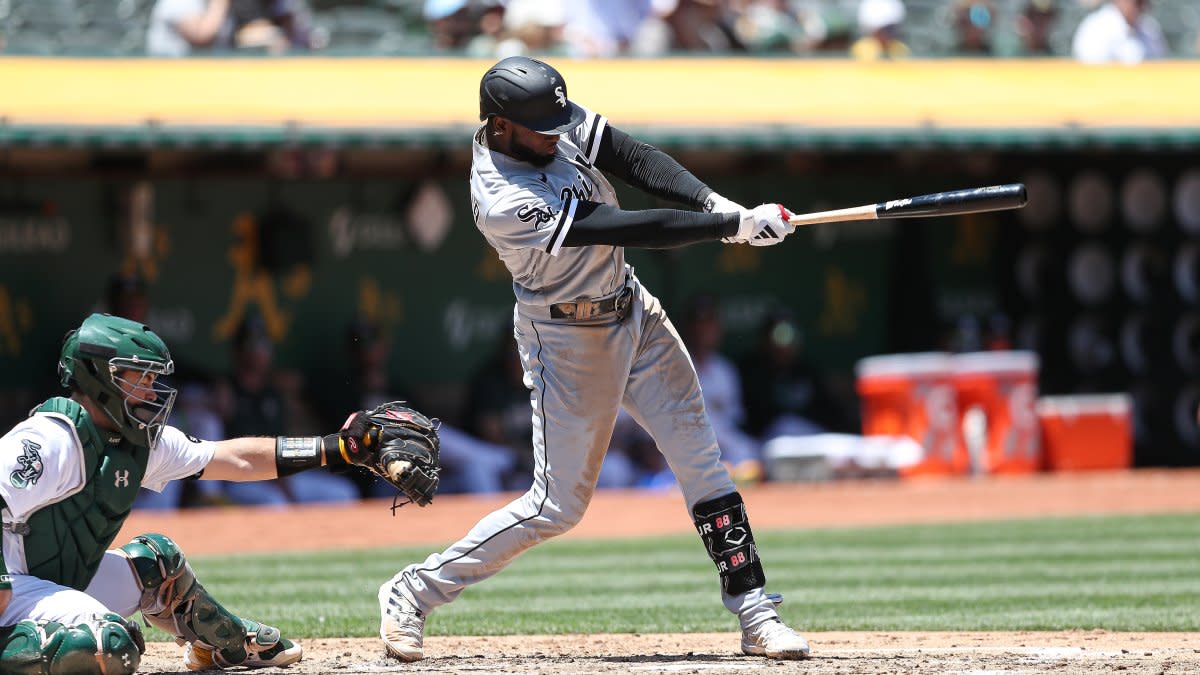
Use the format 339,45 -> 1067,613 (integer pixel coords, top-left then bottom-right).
479,56 -> 585,135
58,313 -> 176,449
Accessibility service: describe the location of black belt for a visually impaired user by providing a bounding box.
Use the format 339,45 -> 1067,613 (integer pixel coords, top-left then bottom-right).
549,285 -> 633,320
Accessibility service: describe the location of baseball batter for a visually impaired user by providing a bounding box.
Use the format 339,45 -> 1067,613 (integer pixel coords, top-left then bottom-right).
379,56 -> 810,662
0,313 -> 437,673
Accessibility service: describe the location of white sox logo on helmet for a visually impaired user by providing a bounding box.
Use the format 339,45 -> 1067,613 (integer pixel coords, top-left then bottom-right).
554,86 -> 566,108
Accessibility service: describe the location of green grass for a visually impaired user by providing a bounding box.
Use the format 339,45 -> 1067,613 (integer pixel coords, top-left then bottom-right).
162,513 -> 1200,640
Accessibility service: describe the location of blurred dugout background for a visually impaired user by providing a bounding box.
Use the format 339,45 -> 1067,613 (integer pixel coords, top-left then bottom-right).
0,0 -> 1199,474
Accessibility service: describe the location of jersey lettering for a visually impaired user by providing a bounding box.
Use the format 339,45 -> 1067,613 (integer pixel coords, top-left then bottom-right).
559,178 -> 595,204
516,204 -> 556,227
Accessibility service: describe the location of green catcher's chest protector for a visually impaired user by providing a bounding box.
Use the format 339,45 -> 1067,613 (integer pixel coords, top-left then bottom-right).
16,397 -> 148,590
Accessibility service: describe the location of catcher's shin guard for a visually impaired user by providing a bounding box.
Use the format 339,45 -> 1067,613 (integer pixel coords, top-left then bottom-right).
0,612 -> 144,675
692,492 -> 766,596
118,533 -> 252,665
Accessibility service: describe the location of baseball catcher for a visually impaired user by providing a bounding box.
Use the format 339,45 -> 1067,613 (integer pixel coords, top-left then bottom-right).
0,314 -> 443,674
333,401 -> 441,507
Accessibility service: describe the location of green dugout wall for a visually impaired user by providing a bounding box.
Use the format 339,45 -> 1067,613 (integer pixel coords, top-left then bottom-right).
1,58 -> 1198,464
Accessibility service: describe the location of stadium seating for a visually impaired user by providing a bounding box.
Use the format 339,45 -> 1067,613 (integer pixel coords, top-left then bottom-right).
0,0 -> 1195,58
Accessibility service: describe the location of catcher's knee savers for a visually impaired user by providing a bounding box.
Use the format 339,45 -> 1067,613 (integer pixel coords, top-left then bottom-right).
118,533 -> 254,665
0,612 -> 144,675
692,492 -> 766,596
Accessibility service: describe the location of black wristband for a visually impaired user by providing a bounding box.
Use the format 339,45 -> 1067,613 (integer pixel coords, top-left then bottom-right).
275,436 -> 323,477
322,433 -> 348,468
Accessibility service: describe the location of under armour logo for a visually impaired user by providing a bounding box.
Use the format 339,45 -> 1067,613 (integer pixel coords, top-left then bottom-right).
114,470 -> 130,488
554,86 -> 566,108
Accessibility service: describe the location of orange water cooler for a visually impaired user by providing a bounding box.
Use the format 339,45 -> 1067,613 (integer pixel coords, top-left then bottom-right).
855,353 -> 964,476
1036,394 -> 1133,471
950,351 -> 1040,474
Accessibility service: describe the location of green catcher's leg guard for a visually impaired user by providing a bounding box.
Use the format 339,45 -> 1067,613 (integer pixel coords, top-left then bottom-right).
119,532 -> 249,665
118,532 -> 302,670
0,612 -> 144,675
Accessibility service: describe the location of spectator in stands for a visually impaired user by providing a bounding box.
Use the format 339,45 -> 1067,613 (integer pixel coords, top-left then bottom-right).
795,6 -> 854,54
146,0 -> 232,56
950,0 -> 997,55
564,0 -> 654,58
104,273 -> 150,324
424,0 -> 476,51
607,410 -> 674,489
228,0 -> 316,54
634,0 -> 742,56
330,316 -> 516,495
679,294 -> 760,479
850,0 -> 910,60
739,310 -> 855,442
464,328 -> 536,489
221,314 -> 359,504
1014,0 -> 1059,55
460,0 -> 508,57
495,0 -> 569,57
1072,0 -> 1167,63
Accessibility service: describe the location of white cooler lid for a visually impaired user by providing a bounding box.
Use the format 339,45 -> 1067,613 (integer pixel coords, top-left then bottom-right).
951,350 -> 1040,375
1036,393 -> 1132,416
856,352 -> 952,379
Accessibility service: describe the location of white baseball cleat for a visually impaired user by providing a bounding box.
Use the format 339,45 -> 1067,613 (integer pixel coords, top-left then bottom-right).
740,618 -> 811,660
378,581 -> 426,662
182,619 -> 303,670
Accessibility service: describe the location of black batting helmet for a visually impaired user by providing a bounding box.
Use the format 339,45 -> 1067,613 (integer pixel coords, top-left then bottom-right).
479,56 -> 585,135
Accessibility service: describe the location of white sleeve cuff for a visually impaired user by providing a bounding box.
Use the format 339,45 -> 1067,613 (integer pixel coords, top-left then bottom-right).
544,194 -> 579,257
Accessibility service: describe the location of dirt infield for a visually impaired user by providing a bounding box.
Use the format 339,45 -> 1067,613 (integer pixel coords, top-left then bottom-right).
124,469 -> 1200,674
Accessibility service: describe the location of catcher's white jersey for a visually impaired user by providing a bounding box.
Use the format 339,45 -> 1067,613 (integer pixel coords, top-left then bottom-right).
0,415 -> 214,626
470,106 -> 627,305
0,415 -> 214,531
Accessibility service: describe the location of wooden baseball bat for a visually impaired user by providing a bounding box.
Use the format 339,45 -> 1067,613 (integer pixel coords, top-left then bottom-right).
787,183 -> 1027,227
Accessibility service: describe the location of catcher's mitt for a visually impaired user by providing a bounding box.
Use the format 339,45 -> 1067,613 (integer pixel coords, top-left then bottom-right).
339,401 -> 441,507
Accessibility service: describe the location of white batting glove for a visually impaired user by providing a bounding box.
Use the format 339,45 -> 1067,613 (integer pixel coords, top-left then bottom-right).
703,191 -> 745,215
723,203 -> 795,246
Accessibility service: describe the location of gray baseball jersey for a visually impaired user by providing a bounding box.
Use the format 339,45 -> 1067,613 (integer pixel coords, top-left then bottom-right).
469,106 -> 624,305
388,109 -> 779,629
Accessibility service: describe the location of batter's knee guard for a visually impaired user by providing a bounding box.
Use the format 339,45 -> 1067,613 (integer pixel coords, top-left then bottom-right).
0,612 -> 144,675
692,492 -> 766,596
118,533 -> 250,665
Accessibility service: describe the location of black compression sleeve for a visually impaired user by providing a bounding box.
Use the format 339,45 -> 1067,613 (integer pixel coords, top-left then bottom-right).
561,201 -> 738,249
593,125 -> 713,209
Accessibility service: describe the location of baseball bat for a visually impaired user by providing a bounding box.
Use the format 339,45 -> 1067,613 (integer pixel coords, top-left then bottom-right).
787,183 -> 1027,227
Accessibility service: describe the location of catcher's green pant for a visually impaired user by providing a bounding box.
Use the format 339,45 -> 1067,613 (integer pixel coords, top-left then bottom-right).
390,278 -> 780,628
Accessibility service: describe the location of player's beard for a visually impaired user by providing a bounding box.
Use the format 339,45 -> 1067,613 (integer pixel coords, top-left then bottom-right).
509,138 -> 556,167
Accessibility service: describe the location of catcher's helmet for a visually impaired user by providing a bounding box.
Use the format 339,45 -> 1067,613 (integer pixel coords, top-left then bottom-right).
59,313 -> 176,449
479,56 -> 585,135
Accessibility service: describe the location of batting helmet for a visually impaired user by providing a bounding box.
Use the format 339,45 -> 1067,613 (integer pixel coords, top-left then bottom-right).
479,56 -> 585,135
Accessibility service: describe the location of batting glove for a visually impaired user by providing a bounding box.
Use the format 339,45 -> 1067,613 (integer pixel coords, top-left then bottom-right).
724,203 -> 795,246
704,191 -> 745,215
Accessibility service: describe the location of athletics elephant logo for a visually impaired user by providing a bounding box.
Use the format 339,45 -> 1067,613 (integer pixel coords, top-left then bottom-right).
11,439 -> 44,489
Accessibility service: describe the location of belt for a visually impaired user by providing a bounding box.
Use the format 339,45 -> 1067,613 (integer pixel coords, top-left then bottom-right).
549,285 -> 633,320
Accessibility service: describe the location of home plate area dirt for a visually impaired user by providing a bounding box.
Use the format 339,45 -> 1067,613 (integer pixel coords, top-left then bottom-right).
122,470 -> 1200,674
138,631 -> 1200,674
